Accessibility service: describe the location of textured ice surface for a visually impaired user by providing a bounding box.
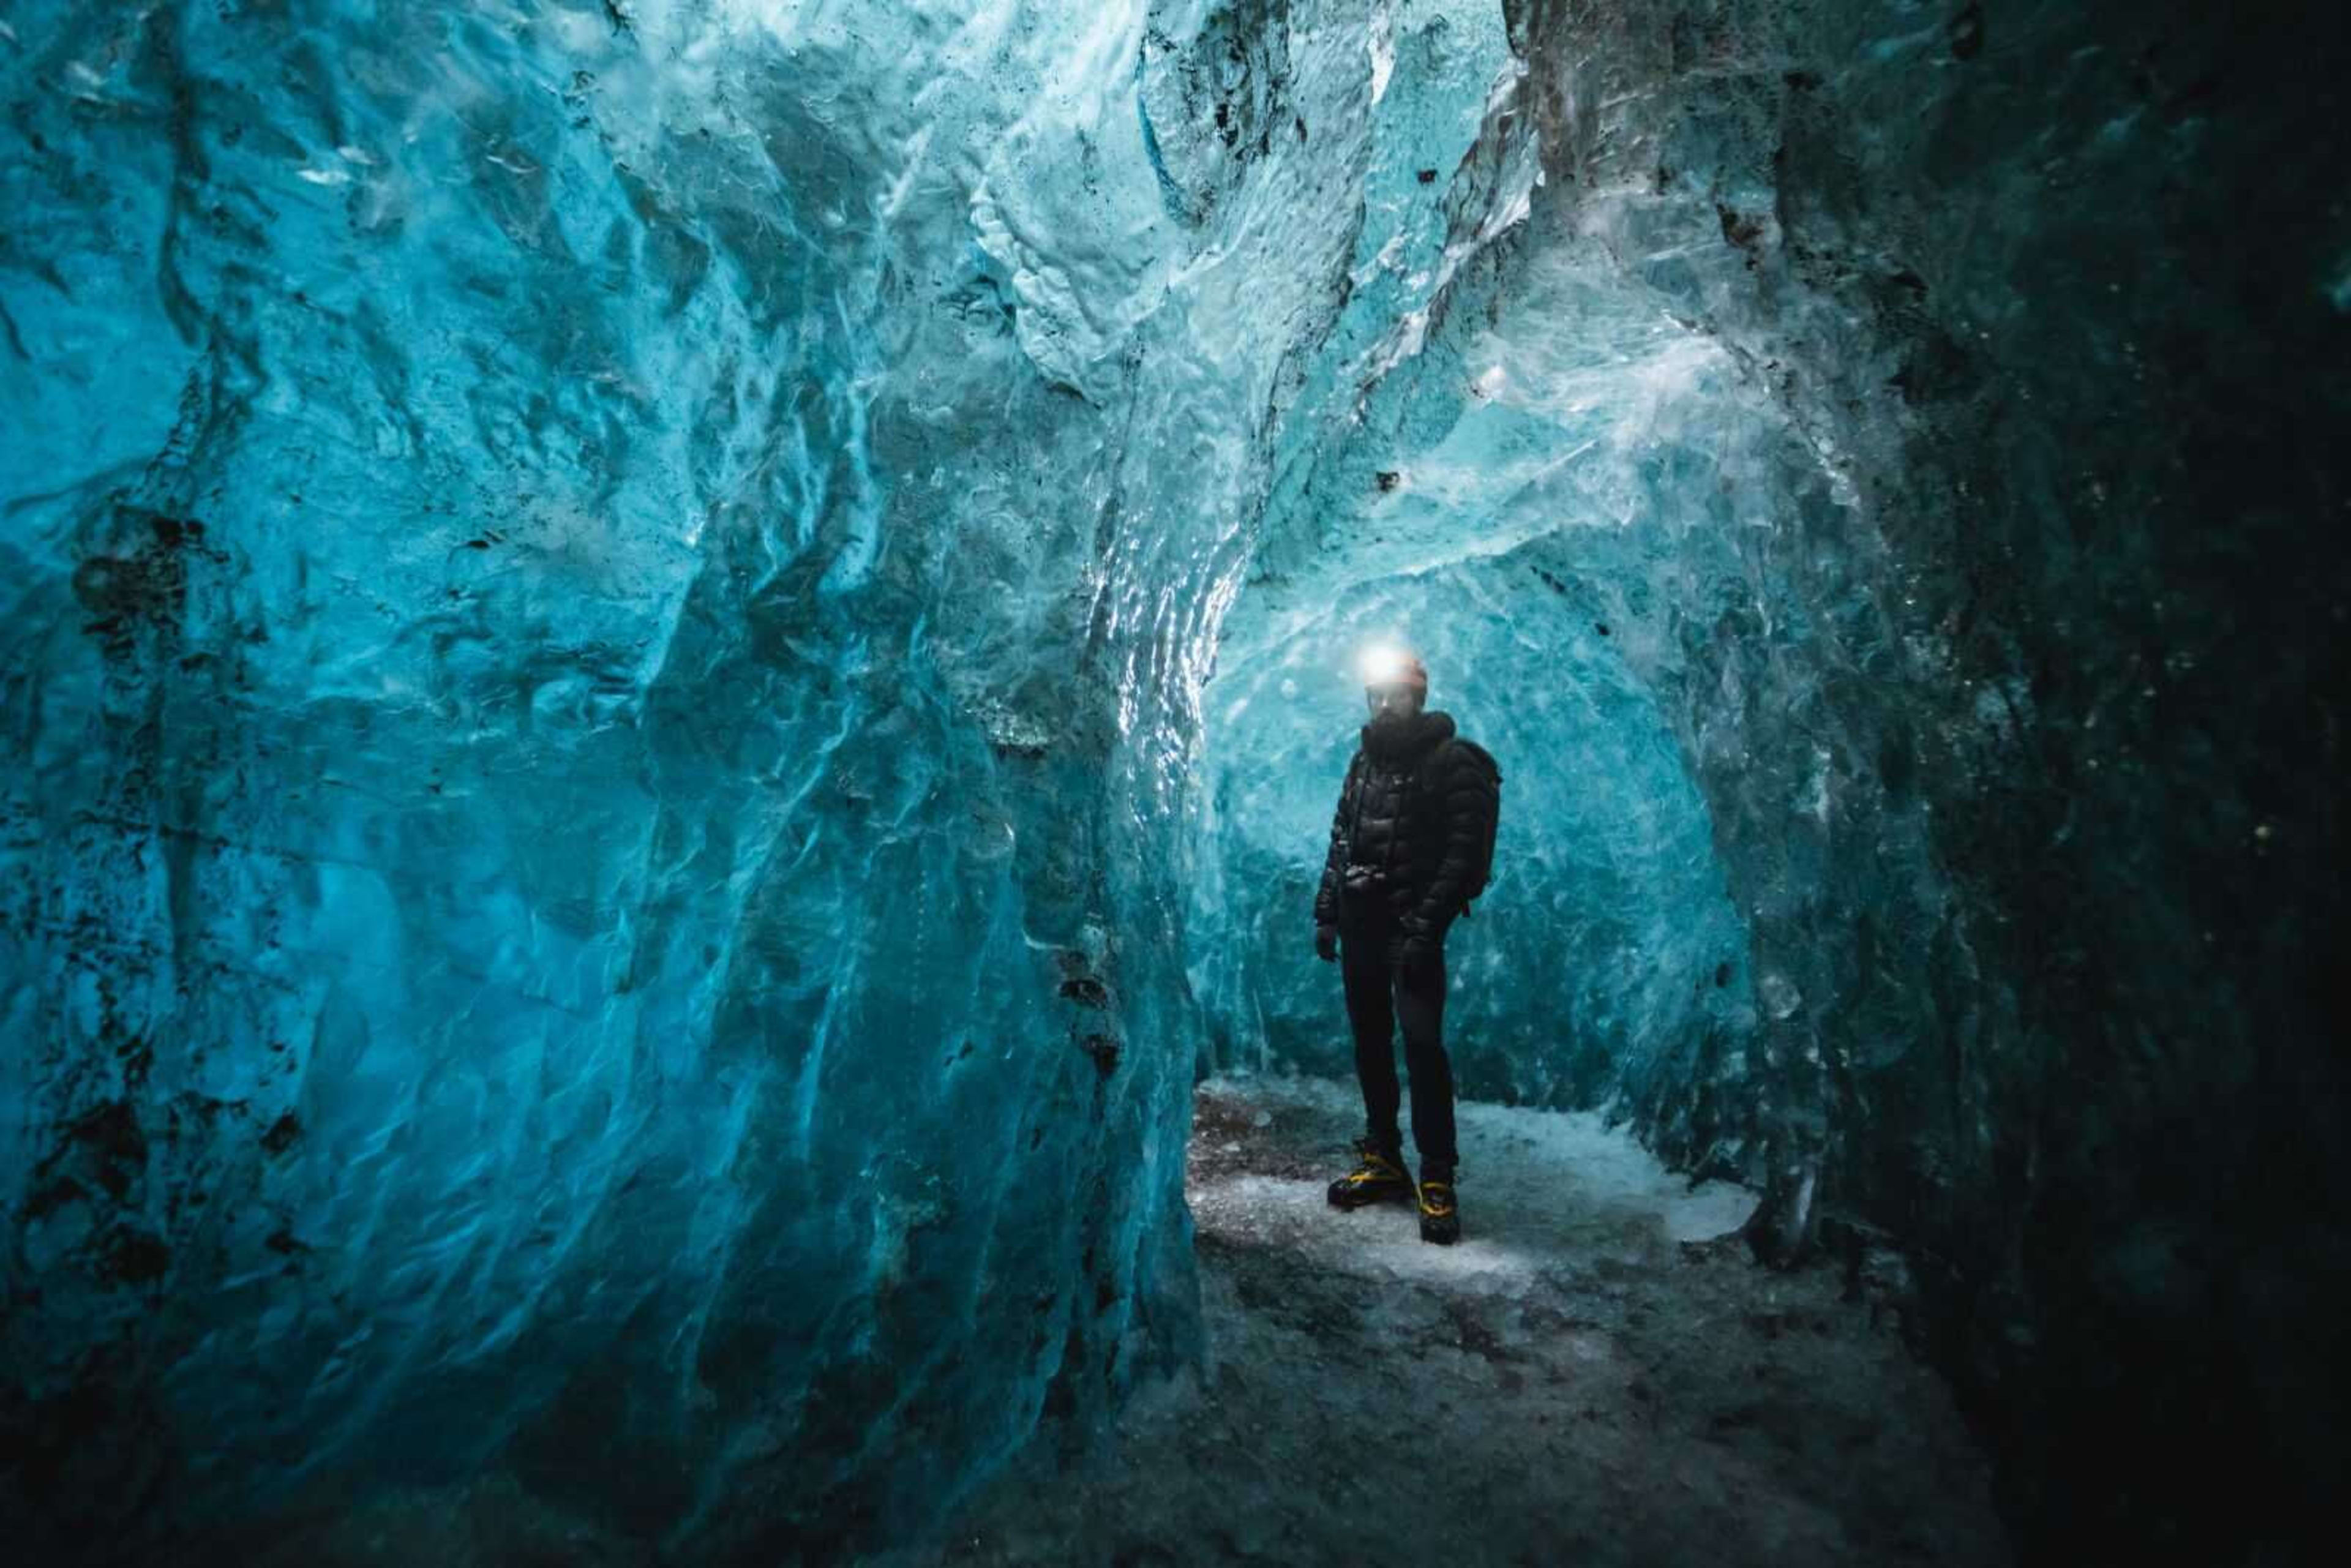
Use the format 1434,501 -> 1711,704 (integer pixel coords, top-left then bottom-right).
3,0 -> 2345,1561
0,1 -> 1427,1556
1182,0 -> 1760,1134
1193,0 -> 2348,1556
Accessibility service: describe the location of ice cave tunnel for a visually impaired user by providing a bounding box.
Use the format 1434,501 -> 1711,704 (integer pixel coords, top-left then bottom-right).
1,2 -> 2344,1566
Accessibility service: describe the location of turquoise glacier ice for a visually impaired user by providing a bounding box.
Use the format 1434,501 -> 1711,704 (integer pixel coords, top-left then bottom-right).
2,1 -> 2344,1562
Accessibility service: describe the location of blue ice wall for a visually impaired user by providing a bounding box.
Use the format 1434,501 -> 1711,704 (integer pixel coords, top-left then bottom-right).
0,1 -> 1482,1557
1186,18 -> 1855,1172
1193,1 -> 2347,1556
5,0 -> 2346,1561
1181,0 -> 1758,1117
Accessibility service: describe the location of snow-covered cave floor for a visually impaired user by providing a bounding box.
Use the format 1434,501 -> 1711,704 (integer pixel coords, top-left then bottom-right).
893,1075 -> 2007,1567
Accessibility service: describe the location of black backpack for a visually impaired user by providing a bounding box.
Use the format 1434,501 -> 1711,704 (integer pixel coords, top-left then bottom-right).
1421,738 -> 1502,916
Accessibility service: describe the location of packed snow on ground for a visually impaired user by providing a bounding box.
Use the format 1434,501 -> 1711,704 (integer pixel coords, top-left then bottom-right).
885,1074 -> 2006,1568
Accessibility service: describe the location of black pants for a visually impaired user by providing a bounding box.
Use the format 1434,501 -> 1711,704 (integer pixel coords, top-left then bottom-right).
1339,902 -> 1457,1170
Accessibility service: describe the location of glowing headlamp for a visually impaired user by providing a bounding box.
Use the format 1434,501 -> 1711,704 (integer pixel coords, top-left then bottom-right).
1357,643 -> 1425,691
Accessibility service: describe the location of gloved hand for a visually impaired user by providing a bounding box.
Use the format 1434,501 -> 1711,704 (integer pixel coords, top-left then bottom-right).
1315,923 -> 1340,962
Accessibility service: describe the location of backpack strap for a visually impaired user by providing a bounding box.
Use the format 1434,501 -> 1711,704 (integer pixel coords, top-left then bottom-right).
1416,736 -> 1498,790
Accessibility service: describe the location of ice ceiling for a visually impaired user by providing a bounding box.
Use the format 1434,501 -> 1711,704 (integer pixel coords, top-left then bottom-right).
2,1 -> 2342,1562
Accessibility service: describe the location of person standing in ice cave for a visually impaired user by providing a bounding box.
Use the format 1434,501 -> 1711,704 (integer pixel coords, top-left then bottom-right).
1314,645 -> 1502,1244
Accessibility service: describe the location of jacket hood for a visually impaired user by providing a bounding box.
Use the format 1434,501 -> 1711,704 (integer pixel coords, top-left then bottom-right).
1361,707 -> 1455,763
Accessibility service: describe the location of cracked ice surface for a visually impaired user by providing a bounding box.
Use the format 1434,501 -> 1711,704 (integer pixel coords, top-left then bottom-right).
0,0 -> 1513,1555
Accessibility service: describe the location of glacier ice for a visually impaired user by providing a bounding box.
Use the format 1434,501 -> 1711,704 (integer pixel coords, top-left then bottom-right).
3,0 -> 2345,1562
0,0 -> 1385,1555
1193,4 -> 2349,1560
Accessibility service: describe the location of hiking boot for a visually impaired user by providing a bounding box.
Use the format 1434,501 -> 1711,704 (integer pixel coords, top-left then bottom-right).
1327,1139 -> 1414,1209
1417,1166 -> 1461,1245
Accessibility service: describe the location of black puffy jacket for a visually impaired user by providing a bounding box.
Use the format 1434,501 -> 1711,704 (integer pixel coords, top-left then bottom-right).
1313,708 -> 1486,935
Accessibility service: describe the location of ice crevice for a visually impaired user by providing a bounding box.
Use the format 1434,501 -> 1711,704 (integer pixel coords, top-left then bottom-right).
1,2 -> 2343,1565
